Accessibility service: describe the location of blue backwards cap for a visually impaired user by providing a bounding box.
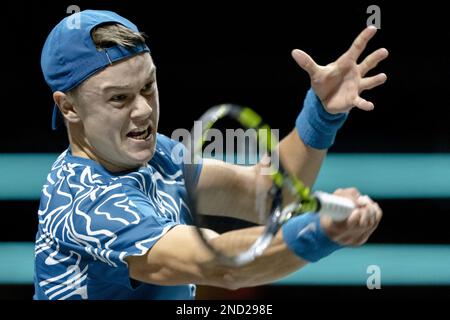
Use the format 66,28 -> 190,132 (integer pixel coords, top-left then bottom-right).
41,10 -> 150,129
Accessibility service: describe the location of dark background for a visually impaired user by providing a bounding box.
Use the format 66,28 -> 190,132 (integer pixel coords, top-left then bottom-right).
2,0 -> 449,153
1,0 -> 449,300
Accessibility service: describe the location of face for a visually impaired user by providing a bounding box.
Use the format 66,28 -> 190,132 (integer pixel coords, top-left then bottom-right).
70,53 -> 159,172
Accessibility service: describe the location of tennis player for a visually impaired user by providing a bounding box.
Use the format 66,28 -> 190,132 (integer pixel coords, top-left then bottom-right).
34,10 -> 386,299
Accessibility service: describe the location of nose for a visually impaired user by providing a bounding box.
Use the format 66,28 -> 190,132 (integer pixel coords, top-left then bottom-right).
130,94 -> 152,121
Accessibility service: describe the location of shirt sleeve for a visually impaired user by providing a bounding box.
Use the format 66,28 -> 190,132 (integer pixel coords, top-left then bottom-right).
153,134 -> 203,191
181,148 -> 203,192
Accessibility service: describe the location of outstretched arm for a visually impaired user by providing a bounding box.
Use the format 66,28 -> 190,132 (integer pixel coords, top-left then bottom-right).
197,26 -> 388,223
281,26 -> 388,178
126,188 -> 382,289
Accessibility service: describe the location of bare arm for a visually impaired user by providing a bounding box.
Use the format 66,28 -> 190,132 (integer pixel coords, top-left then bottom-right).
196,130 -> 325,223
196,27 -> 388,223
126,224 -> 306,290
126,188 -> 382,289
278,128 -> 326,189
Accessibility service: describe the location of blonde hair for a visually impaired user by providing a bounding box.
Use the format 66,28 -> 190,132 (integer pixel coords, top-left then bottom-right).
91,23 -> 146,50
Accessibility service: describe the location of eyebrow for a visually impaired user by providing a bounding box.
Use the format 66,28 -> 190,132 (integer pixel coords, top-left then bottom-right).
101,68 -> 156,93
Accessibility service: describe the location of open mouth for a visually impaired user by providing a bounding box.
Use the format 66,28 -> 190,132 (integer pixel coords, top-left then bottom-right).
126,126 -> 152,141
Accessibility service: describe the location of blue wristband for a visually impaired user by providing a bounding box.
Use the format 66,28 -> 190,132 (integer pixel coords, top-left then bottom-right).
282,212 -> 343,262
296,88 -> 348,149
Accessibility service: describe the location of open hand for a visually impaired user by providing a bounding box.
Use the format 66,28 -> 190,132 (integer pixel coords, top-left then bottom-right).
292,26 -> 389,114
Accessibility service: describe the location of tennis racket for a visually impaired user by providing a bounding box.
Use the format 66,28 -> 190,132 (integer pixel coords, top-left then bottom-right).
184,104 -> 355,267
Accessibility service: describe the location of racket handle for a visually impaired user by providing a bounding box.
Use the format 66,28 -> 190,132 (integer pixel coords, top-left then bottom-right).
313,191 -> 355,221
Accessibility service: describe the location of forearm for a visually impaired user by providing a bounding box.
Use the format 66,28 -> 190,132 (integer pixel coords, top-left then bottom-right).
271,88 -> 348,203
196,89 -> 345,223
195,131 -> 327,224
278,128 -> 326,188
196,160 -> 264,223
128,225 -> 307,290
209,226 -> 307,288
277,88 -> 347,188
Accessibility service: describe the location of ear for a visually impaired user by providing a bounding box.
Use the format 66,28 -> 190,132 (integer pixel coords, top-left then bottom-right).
53,91 -> 81,124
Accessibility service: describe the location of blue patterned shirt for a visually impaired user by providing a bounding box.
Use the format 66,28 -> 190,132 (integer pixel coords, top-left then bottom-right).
34,134 -> 201,300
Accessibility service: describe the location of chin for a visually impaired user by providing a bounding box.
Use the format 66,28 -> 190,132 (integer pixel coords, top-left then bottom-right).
128,148 -> 155,167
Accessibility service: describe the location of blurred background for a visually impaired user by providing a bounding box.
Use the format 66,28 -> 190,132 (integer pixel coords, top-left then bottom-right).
0,0 -> 449,300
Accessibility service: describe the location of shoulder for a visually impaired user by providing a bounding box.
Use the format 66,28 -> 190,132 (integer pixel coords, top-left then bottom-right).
41,151 -> 157,229
153,133 -> 183,158
156,133 -> 179,148
150,133 -> 186,171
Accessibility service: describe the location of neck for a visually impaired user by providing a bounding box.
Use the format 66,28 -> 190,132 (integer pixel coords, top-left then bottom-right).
67,127 -> 133,173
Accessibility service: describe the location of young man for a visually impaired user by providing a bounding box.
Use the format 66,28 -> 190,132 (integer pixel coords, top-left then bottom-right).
35,10 -> 387,299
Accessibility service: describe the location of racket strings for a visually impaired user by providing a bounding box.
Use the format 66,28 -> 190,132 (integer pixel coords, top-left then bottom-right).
188,103 -> 325,266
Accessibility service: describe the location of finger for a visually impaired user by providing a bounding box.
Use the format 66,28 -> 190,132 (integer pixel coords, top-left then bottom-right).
362,206 -> 382,236
359,208 -> 371,228
357,196 -> 379,226
333,187 -> 360,201
353,234 -> 370,246
337,236 -> 356,246
359,48 -> 389,77
367,221 -> 379,235
359,205 -> 382,236
360,73 -> 387,92
357,216 -> 378,244
357,195 -> 372,206
342,231 -> 369,246
368,205 -> 377,226
291,49 -> 320,76
346,187 -> 361,199
347,209 -> 362,228
374,203 -> 383,224
366,204 -> 382,230
353,96 -> 374,111
345,26 -> 378,61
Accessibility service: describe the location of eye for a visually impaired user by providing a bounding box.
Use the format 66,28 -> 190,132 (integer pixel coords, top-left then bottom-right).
142,82 -> 155,94
110,94 -> 128,102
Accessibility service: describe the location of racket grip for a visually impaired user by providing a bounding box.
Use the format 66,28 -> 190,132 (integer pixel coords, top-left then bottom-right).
313,191 -> 355,221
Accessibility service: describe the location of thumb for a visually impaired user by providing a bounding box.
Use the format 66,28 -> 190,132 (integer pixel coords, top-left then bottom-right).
291,49 -> 319,76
